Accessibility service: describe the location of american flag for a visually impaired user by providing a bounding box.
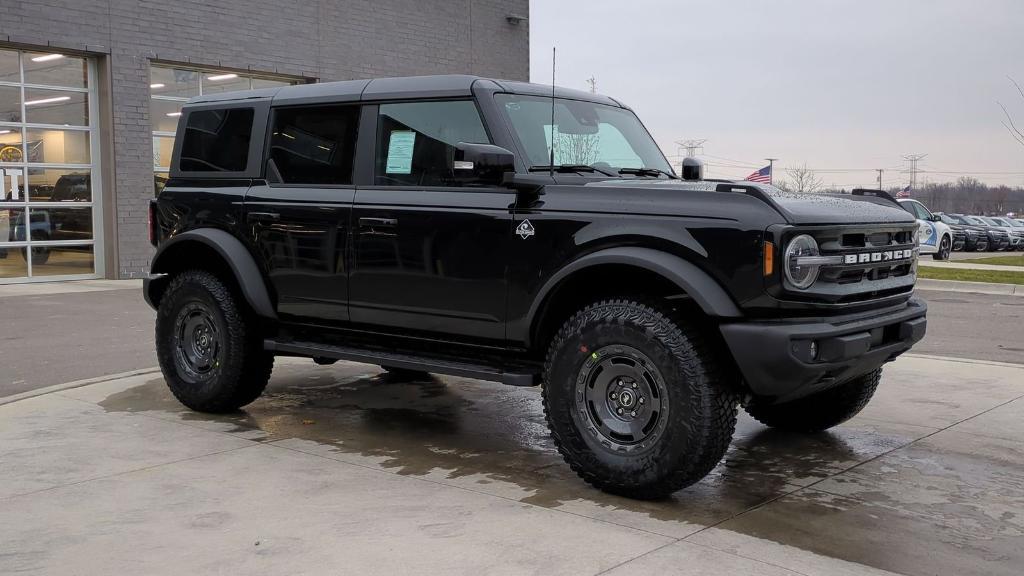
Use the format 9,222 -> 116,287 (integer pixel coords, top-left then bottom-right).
745,165 -> 772,183
895,185 -> 911,199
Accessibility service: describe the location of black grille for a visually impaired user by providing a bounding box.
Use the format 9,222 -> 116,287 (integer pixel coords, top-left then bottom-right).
790,224 -> 918,303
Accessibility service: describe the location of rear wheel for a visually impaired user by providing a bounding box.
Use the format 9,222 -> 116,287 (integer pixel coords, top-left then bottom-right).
543,299 -> 738,499
932,235 -> 951,260
156,270 -> 273,412
745,368 -> 882,433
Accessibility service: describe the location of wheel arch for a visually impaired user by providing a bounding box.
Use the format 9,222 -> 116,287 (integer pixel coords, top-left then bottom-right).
524,247 -> 742,350
145,228 -> 276,320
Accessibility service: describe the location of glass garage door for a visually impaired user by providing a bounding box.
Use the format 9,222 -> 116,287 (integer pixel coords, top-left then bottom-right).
0,48 -> 103,282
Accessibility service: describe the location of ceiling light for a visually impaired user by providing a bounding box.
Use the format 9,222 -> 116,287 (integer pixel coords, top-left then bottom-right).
24,96 -> 71,106
206,73 -> 238,82
166,112 -> 182,117
31,54 -> 65,62
150,83 -> 165,89
0,129 -> 11,134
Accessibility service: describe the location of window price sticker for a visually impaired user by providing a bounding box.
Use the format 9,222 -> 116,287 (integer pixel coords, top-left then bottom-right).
385,130 -> 415,175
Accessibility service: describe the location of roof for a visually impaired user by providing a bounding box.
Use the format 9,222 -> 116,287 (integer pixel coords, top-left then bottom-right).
187,74 -> 626,108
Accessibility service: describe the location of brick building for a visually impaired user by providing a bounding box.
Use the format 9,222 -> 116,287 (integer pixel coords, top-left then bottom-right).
0,0 -> 529,282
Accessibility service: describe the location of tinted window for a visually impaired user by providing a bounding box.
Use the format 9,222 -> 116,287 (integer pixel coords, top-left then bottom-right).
270,105 -> 359,185
375,101 -> 489,186
179,108 -> 254,172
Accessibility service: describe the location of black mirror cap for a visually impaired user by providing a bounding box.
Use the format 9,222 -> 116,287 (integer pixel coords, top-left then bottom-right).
681,157 -> 704,181
454,142 -> 515,186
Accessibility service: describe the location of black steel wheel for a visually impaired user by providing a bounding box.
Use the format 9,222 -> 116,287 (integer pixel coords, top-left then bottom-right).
173,301 -> 222,383
574,345 -> 668,454
543,299 -> 739,499
156,270 -> 273,413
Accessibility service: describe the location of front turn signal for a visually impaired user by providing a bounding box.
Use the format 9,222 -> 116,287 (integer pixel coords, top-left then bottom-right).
763,241 -> 775,276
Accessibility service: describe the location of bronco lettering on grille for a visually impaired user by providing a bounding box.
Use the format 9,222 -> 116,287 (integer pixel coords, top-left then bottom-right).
843,249 -> 911,265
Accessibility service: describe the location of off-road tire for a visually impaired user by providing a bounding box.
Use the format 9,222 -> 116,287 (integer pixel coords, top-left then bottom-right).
156,270 -> 273,413
745,368 -> 882,432
543,299 -> 738,500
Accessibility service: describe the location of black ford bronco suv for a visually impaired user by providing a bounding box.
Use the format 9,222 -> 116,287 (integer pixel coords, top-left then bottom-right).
145,75 -> 927,499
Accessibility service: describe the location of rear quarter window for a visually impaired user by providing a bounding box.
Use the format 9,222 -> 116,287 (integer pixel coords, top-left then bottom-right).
179,108 -> 255,172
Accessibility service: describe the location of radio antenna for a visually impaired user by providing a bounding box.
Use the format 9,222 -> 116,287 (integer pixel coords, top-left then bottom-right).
549,47 -> 556,177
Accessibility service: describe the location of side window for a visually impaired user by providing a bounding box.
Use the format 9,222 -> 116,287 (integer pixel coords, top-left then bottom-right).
375,100 -> 490,186
179,108 -> 254,172
912,201 -> 932,220
269,105 -> 359,185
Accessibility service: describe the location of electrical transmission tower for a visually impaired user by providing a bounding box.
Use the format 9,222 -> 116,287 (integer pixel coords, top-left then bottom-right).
586,77 -> 597,94
676,139 -> 707,158
901,154 -> 927,190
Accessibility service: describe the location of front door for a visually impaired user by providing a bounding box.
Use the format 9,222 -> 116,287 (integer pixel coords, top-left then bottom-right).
349,100 -> 512,343
245,103 -> 361,325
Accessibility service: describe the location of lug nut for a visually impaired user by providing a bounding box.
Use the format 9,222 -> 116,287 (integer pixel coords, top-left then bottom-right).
630,411 -> 636,417
617,408 -> 623,415
610,392 -> 617,399
639,397 -> 645,404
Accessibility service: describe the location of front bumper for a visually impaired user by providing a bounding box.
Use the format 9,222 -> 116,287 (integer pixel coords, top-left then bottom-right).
720,297 -> 927,403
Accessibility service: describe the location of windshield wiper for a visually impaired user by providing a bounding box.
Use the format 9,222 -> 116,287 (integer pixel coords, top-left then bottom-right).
618,167 -> 677,179
529,164 -> 617,177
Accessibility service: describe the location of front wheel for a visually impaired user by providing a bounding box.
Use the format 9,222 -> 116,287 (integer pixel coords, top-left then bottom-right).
156,270 -> 273,413
932,235 -> 951,260
745,368 -> 882,432
543,300 -> 738,499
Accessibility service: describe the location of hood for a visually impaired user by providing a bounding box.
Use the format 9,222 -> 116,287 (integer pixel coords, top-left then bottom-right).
580,179 -> 915,226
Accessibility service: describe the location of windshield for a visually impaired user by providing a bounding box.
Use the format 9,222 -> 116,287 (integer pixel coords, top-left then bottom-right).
495,94 -> 673,175
981,217 -> 1001,226
938,214 -> 960,225
960,215 -> 984,225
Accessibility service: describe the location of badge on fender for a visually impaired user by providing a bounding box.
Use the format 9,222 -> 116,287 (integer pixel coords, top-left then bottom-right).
516,219 -> 535,239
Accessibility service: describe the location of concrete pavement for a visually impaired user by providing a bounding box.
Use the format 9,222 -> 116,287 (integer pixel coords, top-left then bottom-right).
1,354 -> 1022,575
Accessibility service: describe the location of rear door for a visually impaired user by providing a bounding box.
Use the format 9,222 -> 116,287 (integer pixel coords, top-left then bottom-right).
348,100 -> 513,343
244,103 -> 361,325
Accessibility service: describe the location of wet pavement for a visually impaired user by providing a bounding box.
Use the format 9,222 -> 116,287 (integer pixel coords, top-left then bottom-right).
1,354 -> 1022,575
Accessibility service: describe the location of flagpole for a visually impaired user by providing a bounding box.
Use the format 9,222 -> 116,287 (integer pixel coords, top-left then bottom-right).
765,158 -> 778,185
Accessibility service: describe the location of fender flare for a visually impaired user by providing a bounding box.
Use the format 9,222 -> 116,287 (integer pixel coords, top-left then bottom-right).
525,247 -> 742,343
147,228 -> 277,320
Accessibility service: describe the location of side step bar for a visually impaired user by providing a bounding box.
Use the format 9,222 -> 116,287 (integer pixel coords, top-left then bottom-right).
264,339 -> 540,387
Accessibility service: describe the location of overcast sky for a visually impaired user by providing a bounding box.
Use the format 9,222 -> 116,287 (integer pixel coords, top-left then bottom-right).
529,0 -> 1024,188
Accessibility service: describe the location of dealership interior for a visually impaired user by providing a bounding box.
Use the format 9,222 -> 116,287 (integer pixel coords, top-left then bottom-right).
0,47 -> 298,283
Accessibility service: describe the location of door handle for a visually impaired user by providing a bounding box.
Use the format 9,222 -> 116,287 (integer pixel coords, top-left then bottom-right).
358,217 -> 398,228
247,211 -> 280,223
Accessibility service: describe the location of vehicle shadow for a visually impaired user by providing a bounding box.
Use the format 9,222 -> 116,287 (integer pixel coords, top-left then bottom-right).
99,360 -> 888,527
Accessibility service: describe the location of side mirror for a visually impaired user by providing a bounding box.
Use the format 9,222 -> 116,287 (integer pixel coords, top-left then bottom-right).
453,143 -> 515,187
930,214 -> 942,222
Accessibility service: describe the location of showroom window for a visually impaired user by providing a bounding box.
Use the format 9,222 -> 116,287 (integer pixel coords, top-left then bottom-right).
0,48 -> 102,282
150,65 -> 300,193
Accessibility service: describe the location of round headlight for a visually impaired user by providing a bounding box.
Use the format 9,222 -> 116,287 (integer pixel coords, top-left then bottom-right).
785,234 -> 820,290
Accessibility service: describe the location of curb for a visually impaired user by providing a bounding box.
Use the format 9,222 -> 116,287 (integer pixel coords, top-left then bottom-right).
905,353 -> 1024,369
916,278 -> 1023,296
0,367 -> 161,407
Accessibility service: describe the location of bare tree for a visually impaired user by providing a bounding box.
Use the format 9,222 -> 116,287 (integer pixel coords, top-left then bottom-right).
552,132 -> 601,166
781,164 -> 824,194
998,76 -> 1024,148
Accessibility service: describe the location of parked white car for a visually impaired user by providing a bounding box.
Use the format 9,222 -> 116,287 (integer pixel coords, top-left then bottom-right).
897,199 -> 954,260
